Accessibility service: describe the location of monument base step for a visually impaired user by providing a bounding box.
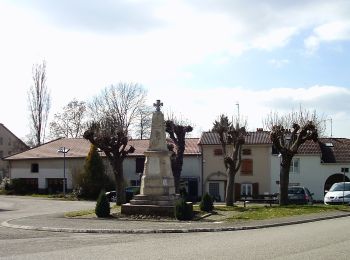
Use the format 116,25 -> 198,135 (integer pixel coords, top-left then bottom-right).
129,194 -> 179,206
121,203 -> 176,217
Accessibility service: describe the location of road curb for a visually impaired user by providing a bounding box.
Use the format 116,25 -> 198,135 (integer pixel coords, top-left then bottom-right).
2,212 -> 350,234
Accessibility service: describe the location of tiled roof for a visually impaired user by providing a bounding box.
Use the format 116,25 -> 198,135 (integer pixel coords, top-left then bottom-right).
318,138 -> 350,163
199,131 -> 350,163
292,138 -> 350,162
297,140 -> 321,155
5,137 -> 200,160
198,131 -> 272,145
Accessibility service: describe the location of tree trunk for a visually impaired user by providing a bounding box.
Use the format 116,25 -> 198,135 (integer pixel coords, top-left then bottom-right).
173,173 -> 180,194
174,149 -> 184,193
114,163 -> 126,205
279,156 -> 291,206
225,169 -> 235,206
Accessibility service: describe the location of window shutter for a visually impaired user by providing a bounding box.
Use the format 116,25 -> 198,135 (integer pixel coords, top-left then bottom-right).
235,183 -> 241,200
214,148 -> 223,155
241,159 -> 253,175
252,183 -> 259,199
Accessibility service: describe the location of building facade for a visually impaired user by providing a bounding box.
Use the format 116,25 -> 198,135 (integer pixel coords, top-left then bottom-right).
199,130 -> 272,201
0,123 -> 28,180
5,138 -> 202,197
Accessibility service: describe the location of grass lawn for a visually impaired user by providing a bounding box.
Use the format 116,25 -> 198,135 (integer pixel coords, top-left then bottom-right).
65,205 -> 121,218
212,204 -> 350,221
63,203 -> 350,221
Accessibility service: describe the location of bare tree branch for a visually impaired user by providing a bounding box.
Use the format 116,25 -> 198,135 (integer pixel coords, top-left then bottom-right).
49,99 -> 87,139
264,107 -> 320,205
27,60 -> 51,146
84,83 -> 145,205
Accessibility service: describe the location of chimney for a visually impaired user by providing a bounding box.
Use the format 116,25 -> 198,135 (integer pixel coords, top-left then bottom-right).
256,128 -> 263,132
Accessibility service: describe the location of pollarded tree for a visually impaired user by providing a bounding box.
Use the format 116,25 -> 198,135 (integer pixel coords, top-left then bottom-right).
84,120 -> 135,205
212,115 -> 246,206
49,99 -> 87,139
264,109 -> 320,205
27,60 -> 51,146
165,118 -> 193,193
84,83 -> 146,205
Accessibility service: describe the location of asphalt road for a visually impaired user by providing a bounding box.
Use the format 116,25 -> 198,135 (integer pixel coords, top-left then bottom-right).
1,196 -> 350,259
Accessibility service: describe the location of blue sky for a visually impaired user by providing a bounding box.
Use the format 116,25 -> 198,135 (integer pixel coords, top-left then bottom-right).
1,0 -> 350,140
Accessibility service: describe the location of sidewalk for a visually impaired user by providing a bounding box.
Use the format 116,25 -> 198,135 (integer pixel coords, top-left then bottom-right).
2,210 -> 350,234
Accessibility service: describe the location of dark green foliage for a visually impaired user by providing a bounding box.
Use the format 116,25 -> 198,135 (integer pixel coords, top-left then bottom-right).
175,198 -> 193,220
95,190 -> 110,217
79,144 -> 114,200
10,179 -> 33,195
179,187 -> 188,201
200,193 -> 214,212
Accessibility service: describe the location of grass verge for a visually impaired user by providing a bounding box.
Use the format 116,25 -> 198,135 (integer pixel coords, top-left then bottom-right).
65,205 -> 120,218
214,204 -> 350,221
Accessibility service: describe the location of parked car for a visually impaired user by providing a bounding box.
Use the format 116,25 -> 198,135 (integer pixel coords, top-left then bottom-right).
288,186 -> 314,205
324,182 -> 350,205
105,186 -> 140,203
105,190 -> 117,202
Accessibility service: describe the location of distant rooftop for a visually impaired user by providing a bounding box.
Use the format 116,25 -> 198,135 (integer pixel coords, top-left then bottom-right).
5,137 -> 201,160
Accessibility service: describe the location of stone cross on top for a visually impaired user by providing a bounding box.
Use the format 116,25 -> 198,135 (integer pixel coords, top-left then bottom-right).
153,99 -> 163,112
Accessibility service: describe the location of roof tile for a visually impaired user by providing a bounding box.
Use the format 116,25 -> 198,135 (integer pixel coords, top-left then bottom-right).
5,137 -> 200,160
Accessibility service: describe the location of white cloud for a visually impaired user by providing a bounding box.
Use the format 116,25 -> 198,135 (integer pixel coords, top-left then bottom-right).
268,59 -> 290,68
305,21 -> 350,52
1,1 -> 350,140
148,85 -> 350,138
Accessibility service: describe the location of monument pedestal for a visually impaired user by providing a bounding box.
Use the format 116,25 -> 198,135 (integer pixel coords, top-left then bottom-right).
121,101 -> 179,217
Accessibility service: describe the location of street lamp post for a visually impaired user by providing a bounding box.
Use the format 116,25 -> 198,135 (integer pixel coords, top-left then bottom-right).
58,147 -> 70,196
341,167 -> 349,204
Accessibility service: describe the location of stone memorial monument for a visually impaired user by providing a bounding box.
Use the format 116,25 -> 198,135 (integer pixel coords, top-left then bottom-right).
121,100 -> 178,216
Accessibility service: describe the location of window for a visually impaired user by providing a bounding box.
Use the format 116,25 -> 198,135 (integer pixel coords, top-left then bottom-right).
209,182 -> 220,201
8,151 -> 12,155
290,158 -> 300,174
241,183 -> 253,197
0,137 -> 2,145
242,149 -> 251,155
136,157 -> 145,174
241,159 -> 253,175
214,148 -> 223,156
31,163 -> 39,173
130,180 -> 141,186
0,150 -> 3,158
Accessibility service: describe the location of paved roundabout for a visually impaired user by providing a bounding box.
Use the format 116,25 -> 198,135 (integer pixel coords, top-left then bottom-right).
2,196 -> 350,234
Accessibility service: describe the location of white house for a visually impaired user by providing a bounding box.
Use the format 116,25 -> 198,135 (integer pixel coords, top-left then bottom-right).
6,133 -> 350,202
5,137 -> 202,198
271,138 -> 350,201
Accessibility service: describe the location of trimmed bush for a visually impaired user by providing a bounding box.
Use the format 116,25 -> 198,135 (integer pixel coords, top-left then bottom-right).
95,190 -> 110,218
200,192 -> 214,212
179,187 -> 188,201
78,144 -> 115,200
175,198 -> 193,220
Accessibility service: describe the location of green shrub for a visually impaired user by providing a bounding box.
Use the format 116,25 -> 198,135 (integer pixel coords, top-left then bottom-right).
179,187 -> 188,201
78,144 -> 115,200
200,192 -> 214,212
11,179 -> 29,195
175,198 -> 193,220
95,190 -> 110,218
